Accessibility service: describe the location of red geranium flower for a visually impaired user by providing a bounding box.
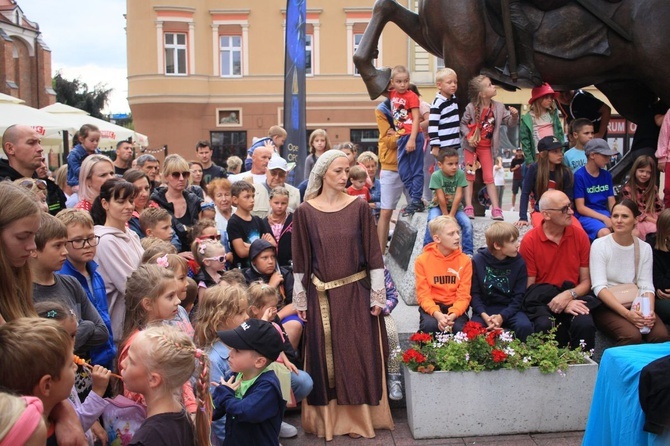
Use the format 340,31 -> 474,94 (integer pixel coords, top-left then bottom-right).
486,331 -> 497,347
402,348 -> 426,364
462,321 -> 486,340
409,332 -> 432,344
492,349 -> 507,363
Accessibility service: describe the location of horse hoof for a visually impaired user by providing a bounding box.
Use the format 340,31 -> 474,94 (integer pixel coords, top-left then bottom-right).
362,67 -> 392,100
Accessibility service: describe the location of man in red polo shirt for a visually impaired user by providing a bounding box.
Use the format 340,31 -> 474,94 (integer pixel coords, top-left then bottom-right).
520,190 -> 596,350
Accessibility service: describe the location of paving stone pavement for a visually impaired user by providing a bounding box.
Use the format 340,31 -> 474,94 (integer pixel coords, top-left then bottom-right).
281,408 -> 584,445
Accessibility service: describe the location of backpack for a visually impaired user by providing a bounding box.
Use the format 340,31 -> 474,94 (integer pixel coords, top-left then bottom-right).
102,395 -> 147,446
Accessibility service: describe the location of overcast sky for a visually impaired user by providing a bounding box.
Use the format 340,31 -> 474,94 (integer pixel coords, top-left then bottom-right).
22,0 -> 130,113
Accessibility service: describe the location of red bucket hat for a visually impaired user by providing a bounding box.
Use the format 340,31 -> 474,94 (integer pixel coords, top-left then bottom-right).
529,83 -> 558,104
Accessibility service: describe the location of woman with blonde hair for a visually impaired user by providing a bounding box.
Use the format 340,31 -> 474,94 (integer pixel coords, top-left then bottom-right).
151,154 -> 202,250
75,154 -> 115,211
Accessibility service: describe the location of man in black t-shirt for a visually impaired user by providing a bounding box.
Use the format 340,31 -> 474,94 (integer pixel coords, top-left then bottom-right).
195,140 -> 226,184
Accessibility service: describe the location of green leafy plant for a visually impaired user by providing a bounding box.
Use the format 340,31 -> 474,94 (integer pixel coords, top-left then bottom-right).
401,321 -> 591,375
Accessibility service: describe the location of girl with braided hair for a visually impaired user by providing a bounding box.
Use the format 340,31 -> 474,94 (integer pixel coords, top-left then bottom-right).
117,265 -> 199,416
121,324 -> 212,446
461,75 -> 519,220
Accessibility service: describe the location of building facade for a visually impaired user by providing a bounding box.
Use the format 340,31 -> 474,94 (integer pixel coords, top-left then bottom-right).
0,0 -> 55,108
126,0 -> 416,166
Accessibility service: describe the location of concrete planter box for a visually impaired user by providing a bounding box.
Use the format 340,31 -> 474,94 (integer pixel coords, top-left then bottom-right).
403,359 -> 598,439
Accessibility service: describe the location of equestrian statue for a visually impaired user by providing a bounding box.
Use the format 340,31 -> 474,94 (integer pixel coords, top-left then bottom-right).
353,0 -> 669,123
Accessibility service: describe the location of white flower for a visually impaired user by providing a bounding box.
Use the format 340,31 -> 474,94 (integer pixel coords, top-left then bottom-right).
504,347 -> 515,357
465,353 -> 470,362
579,339 -> 587,350
453,332 -> 468,344
499,331 -> 514,343
523,356 -> 531,363
557,369 -> 566,378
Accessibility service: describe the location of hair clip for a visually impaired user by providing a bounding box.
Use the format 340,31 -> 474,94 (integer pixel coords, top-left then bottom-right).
195,348 -> 203,359
46,310 -> 57,318
156,255 -> 170,268
198,243 -> 207,255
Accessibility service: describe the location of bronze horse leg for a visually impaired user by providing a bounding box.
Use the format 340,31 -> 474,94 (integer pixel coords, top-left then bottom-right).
353,0 -> 435,99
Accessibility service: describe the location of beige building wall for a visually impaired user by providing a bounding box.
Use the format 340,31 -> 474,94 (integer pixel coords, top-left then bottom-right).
126,0 -> 413,164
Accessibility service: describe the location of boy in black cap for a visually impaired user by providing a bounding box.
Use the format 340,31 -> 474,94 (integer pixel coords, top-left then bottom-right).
212,319 -> 286,446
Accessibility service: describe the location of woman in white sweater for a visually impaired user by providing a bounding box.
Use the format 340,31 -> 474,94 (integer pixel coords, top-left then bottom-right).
590,199 -> 670,345
91,178 -> 144,341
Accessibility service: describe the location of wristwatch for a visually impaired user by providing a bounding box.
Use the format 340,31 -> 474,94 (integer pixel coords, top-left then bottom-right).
569,290 -> 578,299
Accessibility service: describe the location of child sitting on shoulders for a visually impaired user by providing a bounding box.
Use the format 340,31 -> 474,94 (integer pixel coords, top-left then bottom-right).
347,165 -> 371,202
211,319 -> 286,446
470,222 -> 533,341
415,215 -> 472,334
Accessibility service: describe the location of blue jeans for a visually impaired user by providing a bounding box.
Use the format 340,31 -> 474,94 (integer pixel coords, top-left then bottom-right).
397,133 -> 425,202
290,369 -> 313,402
471,309 -> 534,342
423,206 -> 474,255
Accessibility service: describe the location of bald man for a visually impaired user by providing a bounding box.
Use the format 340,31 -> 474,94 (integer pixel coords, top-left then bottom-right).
519,190 -> 597,350
0,124 -> 44,180
228,143 -> 273,184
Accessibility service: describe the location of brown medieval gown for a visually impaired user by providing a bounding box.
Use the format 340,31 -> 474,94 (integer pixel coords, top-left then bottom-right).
292,198 -> 394,440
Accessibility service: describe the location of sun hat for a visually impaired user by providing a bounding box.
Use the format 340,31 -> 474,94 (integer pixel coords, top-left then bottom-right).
529,83 -> 558,104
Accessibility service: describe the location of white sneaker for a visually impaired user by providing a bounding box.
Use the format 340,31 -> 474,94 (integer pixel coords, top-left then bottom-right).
279,421 -> 298,438
388,374 -> 403,400
510,206 -> 515,212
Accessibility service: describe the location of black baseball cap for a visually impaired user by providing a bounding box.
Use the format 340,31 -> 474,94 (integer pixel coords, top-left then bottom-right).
537,136 -> 567,152
217,319 -> 282,360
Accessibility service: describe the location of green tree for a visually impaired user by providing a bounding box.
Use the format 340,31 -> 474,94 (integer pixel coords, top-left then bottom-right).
52,71 -> 113,119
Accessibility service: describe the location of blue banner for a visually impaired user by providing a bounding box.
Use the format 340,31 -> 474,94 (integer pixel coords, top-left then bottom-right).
282,0 -> 307,185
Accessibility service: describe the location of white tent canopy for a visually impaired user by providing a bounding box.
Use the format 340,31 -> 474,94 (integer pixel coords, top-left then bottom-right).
0,93 -> 76,144
40,102 -> 149,150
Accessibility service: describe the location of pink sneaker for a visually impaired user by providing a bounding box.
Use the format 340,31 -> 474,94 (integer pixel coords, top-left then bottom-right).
464,206 -> 475,219
491,207 -> 504,221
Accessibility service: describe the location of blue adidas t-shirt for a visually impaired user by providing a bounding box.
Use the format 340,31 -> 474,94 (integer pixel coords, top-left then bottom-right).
573,166 -> 614,214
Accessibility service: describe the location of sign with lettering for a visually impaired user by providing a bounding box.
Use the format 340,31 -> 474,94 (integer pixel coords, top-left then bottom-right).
388,219 -> 418,270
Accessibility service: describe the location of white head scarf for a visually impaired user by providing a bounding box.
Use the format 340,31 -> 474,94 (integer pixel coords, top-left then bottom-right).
304,150 -> 347,201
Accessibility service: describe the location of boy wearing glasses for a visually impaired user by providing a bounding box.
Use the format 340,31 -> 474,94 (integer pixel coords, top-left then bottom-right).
32,212 -> 114,367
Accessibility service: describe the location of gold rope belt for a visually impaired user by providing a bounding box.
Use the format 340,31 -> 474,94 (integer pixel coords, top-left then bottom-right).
311,269 -> 367,388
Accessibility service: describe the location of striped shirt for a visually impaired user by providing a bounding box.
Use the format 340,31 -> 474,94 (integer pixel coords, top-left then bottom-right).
428,93 -> 460,148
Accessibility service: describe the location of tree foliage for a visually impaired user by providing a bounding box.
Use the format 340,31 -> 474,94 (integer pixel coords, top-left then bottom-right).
52,71 -> 113,119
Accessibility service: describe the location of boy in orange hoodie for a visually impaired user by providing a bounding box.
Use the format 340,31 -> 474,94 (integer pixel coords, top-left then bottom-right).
415,215 -> 472,333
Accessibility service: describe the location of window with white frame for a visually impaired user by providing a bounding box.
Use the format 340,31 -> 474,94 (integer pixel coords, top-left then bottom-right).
436,57 -> 445,69
220,35 -> 242,77
164,33 -> 187,75
305,34 -> 313,76
353,33 -> 363,75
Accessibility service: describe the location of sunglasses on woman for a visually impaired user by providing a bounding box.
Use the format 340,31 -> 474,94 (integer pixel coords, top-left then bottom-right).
170,171 -> 190,179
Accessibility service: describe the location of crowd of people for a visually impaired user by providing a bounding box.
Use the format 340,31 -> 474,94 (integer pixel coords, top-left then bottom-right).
2,60 -> 670,445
